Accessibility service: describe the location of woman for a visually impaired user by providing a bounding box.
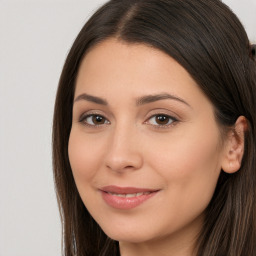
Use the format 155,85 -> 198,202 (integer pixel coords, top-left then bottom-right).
52,0 -> 256,255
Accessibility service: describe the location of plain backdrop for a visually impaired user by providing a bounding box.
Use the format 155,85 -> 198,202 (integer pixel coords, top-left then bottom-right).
0,0 -> 255,255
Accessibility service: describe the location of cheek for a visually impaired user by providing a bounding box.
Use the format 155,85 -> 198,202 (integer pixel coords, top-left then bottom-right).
146,122 -> 222,202
140,129 -> 222,235
68,129 -> 103,185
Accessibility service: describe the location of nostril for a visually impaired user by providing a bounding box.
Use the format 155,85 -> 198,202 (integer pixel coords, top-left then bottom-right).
125,165 -> 134,169
106,164 -> 137,173
105,156 -> 143,173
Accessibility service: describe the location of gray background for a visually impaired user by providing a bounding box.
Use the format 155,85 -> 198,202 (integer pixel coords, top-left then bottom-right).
0,0 -> 255,255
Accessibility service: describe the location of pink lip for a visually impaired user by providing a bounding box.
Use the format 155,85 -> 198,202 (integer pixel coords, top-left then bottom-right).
100,185 -> 159,210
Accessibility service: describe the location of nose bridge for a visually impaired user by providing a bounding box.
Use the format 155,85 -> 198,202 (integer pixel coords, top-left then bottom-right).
105,120 -> 143,173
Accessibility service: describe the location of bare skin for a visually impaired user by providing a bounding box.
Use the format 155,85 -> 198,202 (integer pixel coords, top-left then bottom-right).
68,38 -> 246,256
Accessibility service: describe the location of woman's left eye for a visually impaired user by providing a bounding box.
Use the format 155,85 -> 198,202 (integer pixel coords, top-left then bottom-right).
146,114 -> 177,127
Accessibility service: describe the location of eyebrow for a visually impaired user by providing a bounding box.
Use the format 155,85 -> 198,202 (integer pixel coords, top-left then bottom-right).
74,92 -> 191,108
74,93 -> 108,105
136,93 -> 191,107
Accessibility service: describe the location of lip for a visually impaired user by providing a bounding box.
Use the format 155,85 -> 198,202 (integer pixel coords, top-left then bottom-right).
100,185 -> 159,210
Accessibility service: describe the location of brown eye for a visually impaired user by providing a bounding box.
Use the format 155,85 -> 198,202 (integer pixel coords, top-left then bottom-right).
81,114 -> 110,126
155,115 -> 170,125
147,114 -> 176,126
92,115 -> 105,124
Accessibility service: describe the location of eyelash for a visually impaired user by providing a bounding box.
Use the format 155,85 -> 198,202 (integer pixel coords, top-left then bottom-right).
79,113 -> 178,128
79,113 -> 110,127
145,114 -> 178,128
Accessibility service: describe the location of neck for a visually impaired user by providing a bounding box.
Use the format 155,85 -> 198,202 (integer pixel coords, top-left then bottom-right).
119,240 -> 196,256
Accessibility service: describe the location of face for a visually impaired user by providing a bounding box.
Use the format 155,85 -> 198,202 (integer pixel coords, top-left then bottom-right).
68,39 -> 226,248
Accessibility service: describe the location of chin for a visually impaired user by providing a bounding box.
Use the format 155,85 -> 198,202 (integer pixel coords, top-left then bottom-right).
100,225 -> 144,242
100,223 -> 161,244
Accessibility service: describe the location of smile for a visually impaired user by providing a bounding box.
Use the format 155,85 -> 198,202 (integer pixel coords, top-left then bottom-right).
107,191 -> 151,198
100,186 -> 159,210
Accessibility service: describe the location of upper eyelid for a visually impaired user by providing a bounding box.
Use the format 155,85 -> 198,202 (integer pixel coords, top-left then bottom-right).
77,107 -> 115,117
79,113 -> 109,122
145,109 -> 180,121
148,112 -> 178,119
79,110 -> 108,119
78,111 -> 177,119
145,114 -> 178,123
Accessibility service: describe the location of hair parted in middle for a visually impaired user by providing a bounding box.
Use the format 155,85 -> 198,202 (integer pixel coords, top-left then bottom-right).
52,0 -> 256,255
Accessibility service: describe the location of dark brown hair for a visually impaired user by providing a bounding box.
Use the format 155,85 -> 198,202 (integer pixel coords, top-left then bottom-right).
52,0 -> 256,255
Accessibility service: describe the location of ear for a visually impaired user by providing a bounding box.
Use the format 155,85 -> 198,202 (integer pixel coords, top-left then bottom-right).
221,116 -> 248,174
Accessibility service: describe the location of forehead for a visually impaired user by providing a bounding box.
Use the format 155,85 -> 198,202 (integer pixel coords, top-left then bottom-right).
77,40 -> 190,87
75,38 -> 212,111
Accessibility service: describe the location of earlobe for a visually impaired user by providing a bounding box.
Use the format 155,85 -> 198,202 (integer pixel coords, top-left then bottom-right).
221,116 -> 248,174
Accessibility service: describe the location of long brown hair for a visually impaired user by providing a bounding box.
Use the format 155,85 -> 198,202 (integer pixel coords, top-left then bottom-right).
52,0 -> 256,255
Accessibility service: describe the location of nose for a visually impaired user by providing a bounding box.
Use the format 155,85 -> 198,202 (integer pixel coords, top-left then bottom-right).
104,124 -> 143,174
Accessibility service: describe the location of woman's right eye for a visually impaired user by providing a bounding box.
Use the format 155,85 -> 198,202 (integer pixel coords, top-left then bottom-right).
79,114 -> 110,126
